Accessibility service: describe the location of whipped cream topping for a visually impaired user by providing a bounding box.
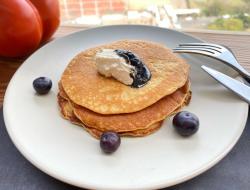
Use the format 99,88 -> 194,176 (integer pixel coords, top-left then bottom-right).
95,49 -> 135,85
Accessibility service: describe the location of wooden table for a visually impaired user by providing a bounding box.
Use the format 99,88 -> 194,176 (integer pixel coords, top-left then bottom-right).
0,26 -> 250,105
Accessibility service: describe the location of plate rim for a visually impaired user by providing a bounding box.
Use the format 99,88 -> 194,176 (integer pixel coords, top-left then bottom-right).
3,25 -> 249,190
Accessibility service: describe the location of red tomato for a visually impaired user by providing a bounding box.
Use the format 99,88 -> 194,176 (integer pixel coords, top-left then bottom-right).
0,0 -> 43,58
30,0 -> 60,42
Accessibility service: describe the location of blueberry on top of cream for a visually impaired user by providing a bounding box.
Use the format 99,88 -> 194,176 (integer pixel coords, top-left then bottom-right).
95,49 -> 151,88
115,49 -> 151,88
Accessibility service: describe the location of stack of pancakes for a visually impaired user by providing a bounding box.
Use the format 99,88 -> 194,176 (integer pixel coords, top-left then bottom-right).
58,40 -> 191,139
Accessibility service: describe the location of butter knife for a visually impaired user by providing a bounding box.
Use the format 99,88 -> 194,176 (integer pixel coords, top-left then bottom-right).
201,65 -> 250,104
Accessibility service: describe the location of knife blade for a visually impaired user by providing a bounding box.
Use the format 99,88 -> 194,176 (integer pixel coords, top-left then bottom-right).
201,65 -> 250,104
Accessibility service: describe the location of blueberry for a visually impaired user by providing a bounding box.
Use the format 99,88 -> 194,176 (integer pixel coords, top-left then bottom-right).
173,111 -> 199,136
114,49 -> 151,88
126,52 -> 137,59
100,131 -> 121,153
130,58 -> 140,66
114,49 -> 126,56
114,49 -> 137,60
33,77 -> 52,94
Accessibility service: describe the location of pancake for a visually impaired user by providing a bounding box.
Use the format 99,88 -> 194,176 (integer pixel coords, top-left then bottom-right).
58,80 -> 191,132
86,121 -> 163,139
61,40 -> 190,114
58,94 -> 163,139
58,93 -> 82,126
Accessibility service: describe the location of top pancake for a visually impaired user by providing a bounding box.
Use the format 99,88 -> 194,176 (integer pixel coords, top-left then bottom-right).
61,40 -> 189,114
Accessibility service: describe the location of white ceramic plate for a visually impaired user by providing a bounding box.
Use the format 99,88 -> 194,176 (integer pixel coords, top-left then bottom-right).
4,25 -> 248,190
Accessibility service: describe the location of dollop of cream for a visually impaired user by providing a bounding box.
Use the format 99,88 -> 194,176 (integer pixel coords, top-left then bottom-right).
95,49 -> 135,85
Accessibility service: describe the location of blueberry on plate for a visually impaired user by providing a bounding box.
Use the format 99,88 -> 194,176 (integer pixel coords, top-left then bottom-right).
33,77 -> 52,94
173,111 -> 199,136
100,131 -> 121,153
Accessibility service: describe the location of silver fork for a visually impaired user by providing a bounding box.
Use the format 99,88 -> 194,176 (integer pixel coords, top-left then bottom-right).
173,43 -> 250,80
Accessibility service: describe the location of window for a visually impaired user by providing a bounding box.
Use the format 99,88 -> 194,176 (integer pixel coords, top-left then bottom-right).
59,0 -> 250,32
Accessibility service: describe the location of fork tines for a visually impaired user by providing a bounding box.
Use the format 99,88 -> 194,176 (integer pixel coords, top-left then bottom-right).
173,43 -> 224,56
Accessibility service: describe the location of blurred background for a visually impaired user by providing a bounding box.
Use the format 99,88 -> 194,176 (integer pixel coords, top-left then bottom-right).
59,0 -> 250,32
